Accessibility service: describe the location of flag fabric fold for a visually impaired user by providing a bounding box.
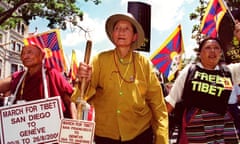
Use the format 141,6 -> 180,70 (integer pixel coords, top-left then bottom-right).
24,29 -> 67,72
150,25 -> 184,81
68,49 -> 78,81
200,0 -> 227,37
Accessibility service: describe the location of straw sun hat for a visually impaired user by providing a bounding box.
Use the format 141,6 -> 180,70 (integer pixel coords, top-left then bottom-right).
105,13 -> 145,49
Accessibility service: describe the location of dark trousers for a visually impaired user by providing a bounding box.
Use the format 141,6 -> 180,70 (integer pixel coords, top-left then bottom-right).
94,127 -> 153,144
228,104 -> 240,135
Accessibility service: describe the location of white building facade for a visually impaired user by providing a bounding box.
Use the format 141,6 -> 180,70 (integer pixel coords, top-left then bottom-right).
0,2 -> 28,78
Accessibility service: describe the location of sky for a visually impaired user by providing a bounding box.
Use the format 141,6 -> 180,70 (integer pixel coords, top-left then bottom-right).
29,0 -> 199,68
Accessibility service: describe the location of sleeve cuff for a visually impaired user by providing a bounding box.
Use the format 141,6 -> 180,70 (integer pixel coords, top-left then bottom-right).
165,95 -> 176,108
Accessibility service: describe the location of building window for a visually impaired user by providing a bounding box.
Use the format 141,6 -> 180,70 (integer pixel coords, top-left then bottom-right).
17,22 -> 21,33
21,24 -> 25,35
19,65 -> 24,71
11,64 -> 18,73
11,40 -> 16,51
16,43 -> 21,52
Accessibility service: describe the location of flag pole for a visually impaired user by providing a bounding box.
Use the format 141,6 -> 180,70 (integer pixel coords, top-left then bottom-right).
77,40 -> 92,120
222,0 -> 236,23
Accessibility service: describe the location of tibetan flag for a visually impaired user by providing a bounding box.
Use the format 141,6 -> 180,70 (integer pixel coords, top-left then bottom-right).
69,49 -> 78,81
24,29 -> 67,72
200,0 -> 227,37
150,25 -> 184,81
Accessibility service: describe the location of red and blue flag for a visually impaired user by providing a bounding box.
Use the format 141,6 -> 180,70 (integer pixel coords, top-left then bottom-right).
150,25 -> 184,81
24,29 -> 67,72
200,0 -> 227,37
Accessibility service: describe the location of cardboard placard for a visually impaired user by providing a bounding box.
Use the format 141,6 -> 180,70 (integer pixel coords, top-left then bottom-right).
59,119 -> 95,144
0,96 -> 63,144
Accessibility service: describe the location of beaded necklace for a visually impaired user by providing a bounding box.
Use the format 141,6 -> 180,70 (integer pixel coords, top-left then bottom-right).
113,50 -> 136,83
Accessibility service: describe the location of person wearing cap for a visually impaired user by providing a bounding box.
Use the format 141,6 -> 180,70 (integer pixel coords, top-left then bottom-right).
0,44 -> 76,118
74,13 -> 168,143
165,37 -> 240,143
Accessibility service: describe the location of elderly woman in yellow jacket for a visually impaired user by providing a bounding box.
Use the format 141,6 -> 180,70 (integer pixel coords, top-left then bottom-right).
73,13 -> 168,144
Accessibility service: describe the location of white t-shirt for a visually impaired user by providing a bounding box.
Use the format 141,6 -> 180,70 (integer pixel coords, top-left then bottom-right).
228,84 -> 240,104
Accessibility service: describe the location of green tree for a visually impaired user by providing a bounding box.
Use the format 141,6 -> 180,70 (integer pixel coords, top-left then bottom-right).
0,0 -> 101,30
185,0 -> 207,62
189,0 -> 207,45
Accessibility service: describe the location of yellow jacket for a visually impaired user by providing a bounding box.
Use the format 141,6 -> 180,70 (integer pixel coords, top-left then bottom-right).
72,49 -> 168,143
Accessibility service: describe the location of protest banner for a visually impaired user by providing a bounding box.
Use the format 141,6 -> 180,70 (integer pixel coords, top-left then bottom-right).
59,119 -> 95,144
0,96 -> 63,144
